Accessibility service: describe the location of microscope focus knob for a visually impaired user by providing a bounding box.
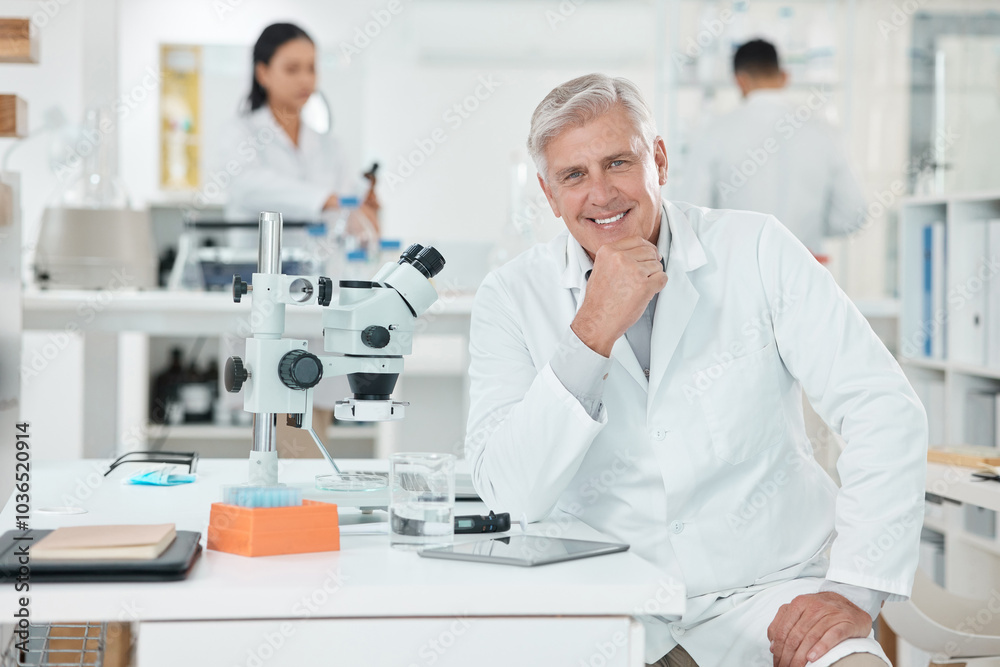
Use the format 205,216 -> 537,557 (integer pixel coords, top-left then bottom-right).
278,350 -> 324,390
233,274 -> 249,303
361,325 -> 391,349
317,276 -> 333,307
225,356 -> 249,393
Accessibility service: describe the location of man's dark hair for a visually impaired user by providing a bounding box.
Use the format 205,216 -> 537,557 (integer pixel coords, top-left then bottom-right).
733,39 -> 781,76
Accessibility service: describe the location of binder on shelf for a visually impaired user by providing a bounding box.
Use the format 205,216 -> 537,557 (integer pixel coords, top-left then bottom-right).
922,224 -> 932,357
930,221 -> 946,359
965,390 -> 998,450
913,377 -> 946,447
988,219 -> 1000,370
951,220 -> 989,366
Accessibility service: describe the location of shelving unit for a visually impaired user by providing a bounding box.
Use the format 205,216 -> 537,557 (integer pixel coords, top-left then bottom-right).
898,193 -> 1000,604
898,191 -> 1000,448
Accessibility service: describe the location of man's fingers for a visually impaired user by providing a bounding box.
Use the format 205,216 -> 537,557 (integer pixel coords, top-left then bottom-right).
637,258 -> 664,276
794,621 -> 855,667
769,603 -> 805,667
647,272 -> 668,295
776,615 -> 810,667
787,616 -> 843,667
604,237 -> 660,259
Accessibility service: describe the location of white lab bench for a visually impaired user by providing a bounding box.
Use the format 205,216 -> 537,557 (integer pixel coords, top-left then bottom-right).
0,459 -> 685,666
22,289 -> 475,459
923,461 -> 1000,599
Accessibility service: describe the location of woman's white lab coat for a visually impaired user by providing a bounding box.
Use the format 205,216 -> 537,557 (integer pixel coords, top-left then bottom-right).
222,105 -> 354,221
465,201 -> 927,665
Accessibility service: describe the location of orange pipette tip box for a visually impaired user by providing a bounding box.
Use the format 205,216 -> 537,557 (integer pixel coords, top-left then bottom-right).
207,500 -> 340,557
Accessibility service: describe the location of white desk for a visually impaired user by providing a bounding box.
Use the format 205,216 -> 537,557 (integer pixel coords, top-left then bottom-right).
0,459 -> 685,666
926,461 -> 1000,512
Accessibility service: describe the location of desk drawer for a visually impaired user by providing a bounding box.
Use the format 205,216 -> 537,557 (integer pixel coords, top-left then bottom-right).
137,616 -> 643,667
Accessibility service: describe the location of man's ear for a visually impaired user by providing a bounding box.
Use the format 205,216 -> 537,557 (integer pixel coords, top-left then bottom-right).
537,173 -> 561,219
653,137 -> 668,186
734,71 -> 752,97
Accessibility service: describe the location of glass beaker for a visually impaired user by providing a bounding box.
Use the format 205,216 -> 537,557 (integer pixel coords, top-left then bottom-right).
389,453 -> 455,550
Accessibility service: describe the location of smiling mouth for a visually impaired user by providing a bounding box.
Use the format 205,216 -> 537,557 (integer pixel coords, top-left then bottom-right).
588,209 -> 630,225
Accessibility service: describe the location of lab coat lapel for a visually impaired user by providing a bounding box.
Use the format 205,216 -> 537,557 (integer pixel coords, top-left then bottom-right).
647,203 -> 707,407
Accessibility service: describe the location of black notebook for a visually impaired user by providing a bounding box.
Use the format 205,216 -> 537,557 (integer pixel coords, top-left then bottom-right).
0,529 -> 202,582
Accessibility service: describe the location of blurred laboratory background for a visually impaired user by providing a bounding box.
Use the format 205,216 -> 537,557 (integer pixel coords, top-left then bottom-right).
1,3 -> 1000,660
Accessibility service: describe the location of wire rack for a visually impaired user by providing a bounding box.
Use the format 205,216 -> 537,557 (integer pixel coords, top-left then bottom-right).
1,623 -> 106,666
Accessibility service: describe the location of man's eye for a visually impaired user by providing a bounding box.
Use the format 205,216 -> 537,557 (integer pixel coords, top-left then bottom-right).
566,171 -> 583,181
610,160 -> 626,168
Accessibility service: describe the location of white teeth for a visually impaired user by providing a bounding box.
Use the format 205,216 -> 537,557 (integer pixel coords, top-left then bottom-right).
593,211 -> 625,225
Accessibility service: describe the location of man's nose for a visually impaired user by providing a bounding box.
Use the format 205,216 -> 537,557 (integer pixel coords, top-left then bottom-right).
587,170 -> 616,206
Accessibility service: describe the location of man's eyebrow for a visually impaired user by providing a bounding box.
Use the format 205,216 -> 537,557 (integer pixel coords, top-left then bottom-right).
604,151 -> 636,163
554,164 -> 585,180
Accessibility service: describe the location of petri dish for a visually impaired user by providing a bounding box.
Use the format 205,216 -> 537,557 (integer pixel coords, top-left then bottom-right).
315,473 -> 388,492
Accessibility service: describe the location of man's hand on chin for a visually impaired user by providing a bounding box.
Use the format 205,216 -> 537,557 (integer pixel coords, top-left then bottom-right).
766,592 -> 873,667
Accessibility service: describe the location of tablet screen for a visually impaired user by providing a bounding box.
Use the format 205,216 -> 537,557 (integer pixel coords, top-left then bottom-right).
418,535 -> 629,566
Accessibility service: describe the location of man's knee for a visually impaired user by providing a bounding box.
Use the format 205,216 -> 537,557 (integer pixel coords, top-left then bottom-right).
830,653 -> 889,667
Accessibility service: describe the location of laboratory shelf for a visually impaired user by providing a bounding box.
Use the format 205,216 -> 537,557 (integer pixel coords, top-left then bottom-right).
949,362 -> 1000,382
899,356 -> 949,372
853,298 -> 900,319
954,530 -> 1000,559
921,513 -> 948,535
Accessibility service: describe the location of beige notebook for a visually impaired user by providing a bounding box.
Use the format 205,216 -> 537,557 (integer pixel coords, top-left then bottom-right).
33,524 -> 176,561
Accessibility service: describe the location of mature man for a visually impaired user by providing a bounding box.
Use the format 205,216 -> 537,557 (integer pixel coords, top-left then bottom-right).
465,74 -> 926,667
680,39 -> 866,257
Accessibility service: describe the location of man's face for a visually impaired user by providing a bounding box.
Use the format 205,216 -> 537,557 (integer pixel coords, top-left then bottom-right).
538,106 -> 668,258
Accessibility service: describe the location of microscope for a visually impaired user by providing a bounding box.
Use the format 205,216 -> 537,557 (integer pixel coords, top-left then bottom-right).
224,211 -> 445,486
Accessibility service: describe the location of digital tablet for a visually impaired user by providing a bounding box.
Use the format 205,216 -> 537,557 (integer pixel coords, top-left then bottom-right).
418,535 -> 629,567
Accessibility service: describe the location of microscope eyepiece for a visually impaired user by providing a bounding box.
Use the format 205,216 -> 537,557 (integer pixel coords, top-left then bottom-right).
398,243 -> 445,279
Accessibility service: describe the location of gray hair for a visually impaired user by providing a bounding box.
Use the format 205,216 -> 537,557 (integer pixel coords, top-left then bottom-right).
527,73 -> 657,181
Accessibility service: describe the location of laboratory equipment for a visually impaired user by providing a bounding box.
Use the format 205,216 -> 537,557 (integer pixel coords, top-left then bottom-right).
32,106 -> 157,290
224,210 -> 446,487
34,207 -> 157,289
454,511 -> 511,534
167,219 -> 322,291
222,485 -> 302,508
389,452 -> 455,550
207,499 -> 340,557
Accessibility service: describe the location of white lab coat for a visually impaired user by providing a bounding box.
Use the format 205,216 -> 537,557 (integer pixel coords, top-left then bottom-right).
680,89 -> 866,255
221,106 -> 355,222
466,201 -> 927,665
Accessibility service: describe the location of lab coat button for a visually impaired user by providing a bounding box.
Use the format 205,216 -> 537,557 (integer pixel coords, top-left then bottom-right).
672,625 -> 686,637
653,428 -> 667,441
670,520 -> 684,534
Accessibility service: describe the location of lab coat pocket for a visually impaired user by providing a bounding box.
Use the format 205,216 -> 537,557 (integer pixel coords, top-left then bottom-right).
696,342 -> 787,465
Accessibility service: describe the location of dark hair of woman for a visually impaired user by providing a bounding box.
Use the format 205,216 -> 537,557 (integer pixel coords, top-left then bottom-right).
245,22 -> 313,113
